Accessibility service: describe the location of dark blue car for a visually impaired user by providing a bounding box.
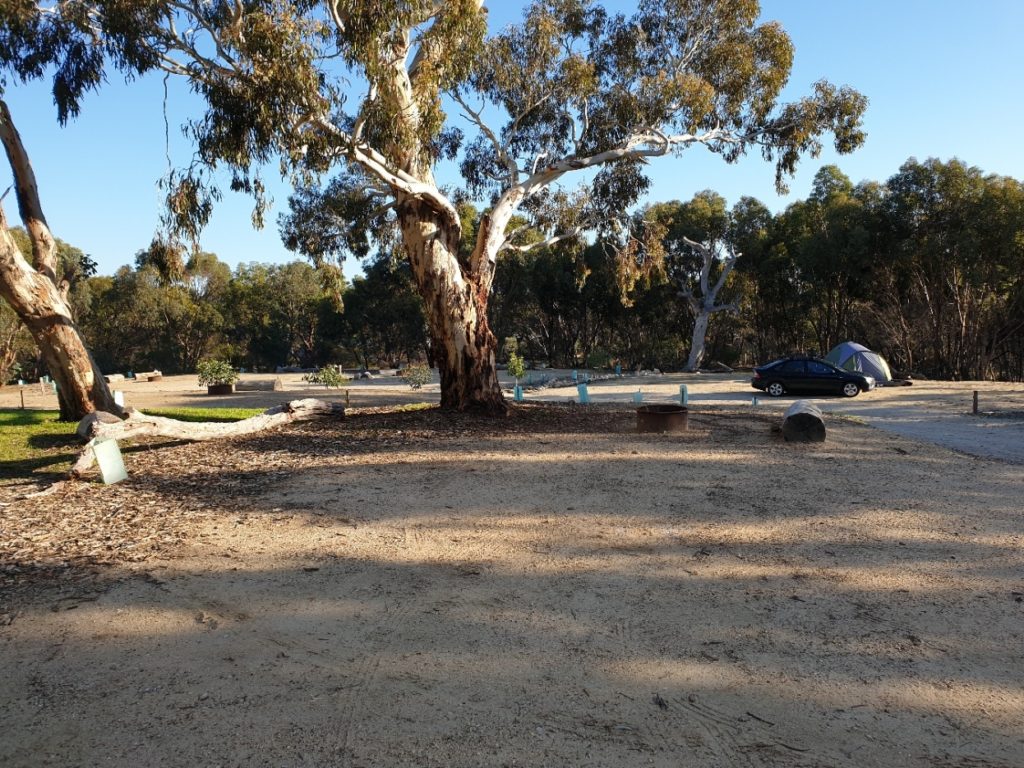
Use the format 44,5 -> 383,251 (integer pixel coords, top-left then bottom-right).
752,356 -> 875,398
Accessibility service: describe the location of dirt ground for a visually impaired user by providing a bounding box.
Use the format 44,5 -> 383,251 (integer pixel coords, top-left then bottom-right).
1,376 -> 1023,767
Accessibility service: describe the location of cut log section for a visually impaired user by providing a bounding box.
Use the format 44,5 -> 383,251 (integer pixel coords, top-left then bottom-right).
72,398 -> 345,477
781,400 -> 826,443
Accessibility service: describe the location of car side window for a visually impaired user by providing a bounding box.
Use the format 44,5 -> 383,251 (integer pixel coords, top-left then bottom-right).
780,361 -> 805,373
808,361 -> 833,374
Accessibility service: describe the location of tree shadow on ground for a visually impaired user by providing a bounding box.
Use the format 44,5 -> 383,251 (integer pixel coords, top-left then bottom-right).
2,405 -> 1022,767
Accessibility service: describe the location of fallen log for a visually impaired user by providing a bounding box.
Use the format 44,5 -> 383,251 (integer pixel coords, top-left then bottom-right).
72,397 -> 345,477
235,377 -> 284,392
781,400 -> 826,443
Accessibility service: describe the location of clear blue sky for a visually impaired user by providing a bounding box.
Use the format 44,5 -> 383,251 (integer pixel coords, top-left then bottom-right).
3,0 -> 1023,277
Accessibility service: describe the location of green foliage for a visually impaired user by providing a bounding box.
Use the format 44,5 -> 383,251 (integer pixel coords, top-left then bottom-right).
303,366 -> 349,388
501,336 -> 519,361
586,348 -> 612,369
1,301 -> 35,384
402,364 -> 432,389
195,359 -> 238,387
506,351 -> 526,382
330,259 -> 427,369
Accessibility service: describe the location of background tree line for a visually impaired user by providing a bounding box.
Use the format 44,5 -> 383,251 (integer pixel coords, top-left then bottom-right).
3,156 -> 1022,383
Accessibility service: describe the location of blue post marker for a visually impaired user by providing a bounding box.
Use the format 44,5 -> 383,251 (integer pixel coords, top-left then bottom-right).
751,395 -> 759,406
577,383 -> 590,404
615,364 -> 622,377
572,369 -> 578,383
679,384 -> 689,406
514,385 -> 524,402
633,389 -> 643,404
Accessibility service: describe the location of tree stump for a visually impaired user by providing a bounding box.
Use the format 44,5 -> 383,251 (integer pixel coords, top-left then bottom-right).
782,400 -> 826,442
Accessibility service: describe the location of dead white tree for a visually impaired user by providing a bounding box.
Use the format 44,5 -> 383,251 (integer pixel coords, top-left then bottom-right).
679,236 -> 739,372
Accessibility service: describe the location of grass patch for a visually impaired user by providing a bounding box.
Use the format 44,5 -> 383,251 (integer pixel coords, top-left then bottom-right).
141,406 -> 265,423
0,409 -> 80,481
392,402 -> 434,413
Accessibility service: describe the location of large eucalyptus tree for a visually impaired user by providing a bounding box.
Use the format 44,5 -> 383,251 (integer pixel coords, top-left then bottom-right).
4,0 -> 866,410
0,100 -> 118,419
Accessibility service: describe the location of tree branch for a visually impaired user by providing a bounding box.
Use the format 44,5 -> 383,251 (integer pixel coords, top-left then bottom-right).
500,227 -> 584,254
516,126 -> 736,196
310,117 -> 460,230
452,91 -> 519,186
0,99 -> 57,284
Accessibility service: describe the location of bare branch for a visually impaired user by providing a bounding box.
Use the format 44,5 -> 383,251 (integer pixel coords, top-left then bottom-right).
326,0 -> 347,34
517,126 -> 738,197
452,92 -> 519,185
531,151 -> 549,176
709,252 -> 739,300
500,227 -> 584,254
167,0 -> 245,75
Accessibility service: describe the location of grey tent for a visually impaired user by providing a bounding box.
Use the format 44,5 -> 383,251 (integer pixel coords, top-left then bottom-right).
824,341 -> 893,383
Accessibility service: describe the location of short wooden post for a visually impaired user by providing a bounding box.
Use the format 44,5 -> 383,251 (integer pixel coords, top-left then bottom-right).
20,386 -> 25,410
973,390 -> 979,415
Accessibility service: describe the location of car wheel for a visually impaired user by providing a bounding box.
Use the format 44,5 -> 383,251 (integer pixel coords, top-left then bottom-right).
842,382 -> 860,398
766,381 -> 785,397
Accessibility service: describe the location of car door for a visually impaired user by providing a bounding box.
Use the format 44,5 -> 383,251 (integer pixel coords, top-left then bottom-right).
806,360 -> 843,394
777,359 -> 808,392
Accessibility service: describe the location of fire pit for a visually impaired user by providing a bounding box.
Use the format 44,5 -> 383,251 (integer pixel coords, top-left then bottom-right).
636,404 -> 688,433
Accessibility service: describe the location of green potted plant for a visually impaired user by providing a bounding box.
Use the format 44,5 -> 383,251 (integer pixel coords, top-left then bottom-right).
196,359 -> 239,395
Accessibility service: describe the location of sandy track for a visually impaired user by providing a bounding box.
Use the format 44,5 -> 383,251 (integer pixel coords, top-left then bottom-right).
2,405 -> 1023,767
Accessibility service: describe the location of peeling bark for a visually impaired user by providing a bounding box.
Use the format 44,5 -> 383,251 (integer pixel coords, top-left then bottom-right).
0,223 -> 118,420
398,201 -> 504,412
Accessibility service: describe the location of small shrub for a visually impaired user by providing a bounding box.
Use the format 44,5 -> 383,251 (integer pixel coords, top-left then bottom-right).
506,351 -> 526,382
402,363 -> 432,389
196,359 -> 239,387
586,347 -> 612,369
501,336 -> 519,361
303,366 -> 349,388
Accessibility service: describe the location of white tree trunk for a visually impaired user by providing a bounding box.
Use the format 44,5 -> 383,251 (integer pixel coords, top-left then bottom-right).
397,201 -> 504,411
685,311 -> 711,372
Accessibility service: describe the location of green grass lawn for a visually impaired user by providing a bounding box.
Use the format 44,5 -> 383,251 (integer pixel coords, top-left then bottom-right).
0,409 -> 82,481
0,407 -> 264,483
141,407 -> 265,423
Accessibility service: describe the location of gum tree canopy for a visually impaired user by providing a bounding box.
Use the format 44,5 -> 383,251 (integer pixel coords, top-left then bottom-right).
6,0 -> 866,411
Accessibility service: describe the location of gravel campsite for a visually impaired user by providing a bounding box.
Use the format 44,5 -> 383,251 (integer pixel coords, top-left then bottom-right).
2,373 -> 1023,767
